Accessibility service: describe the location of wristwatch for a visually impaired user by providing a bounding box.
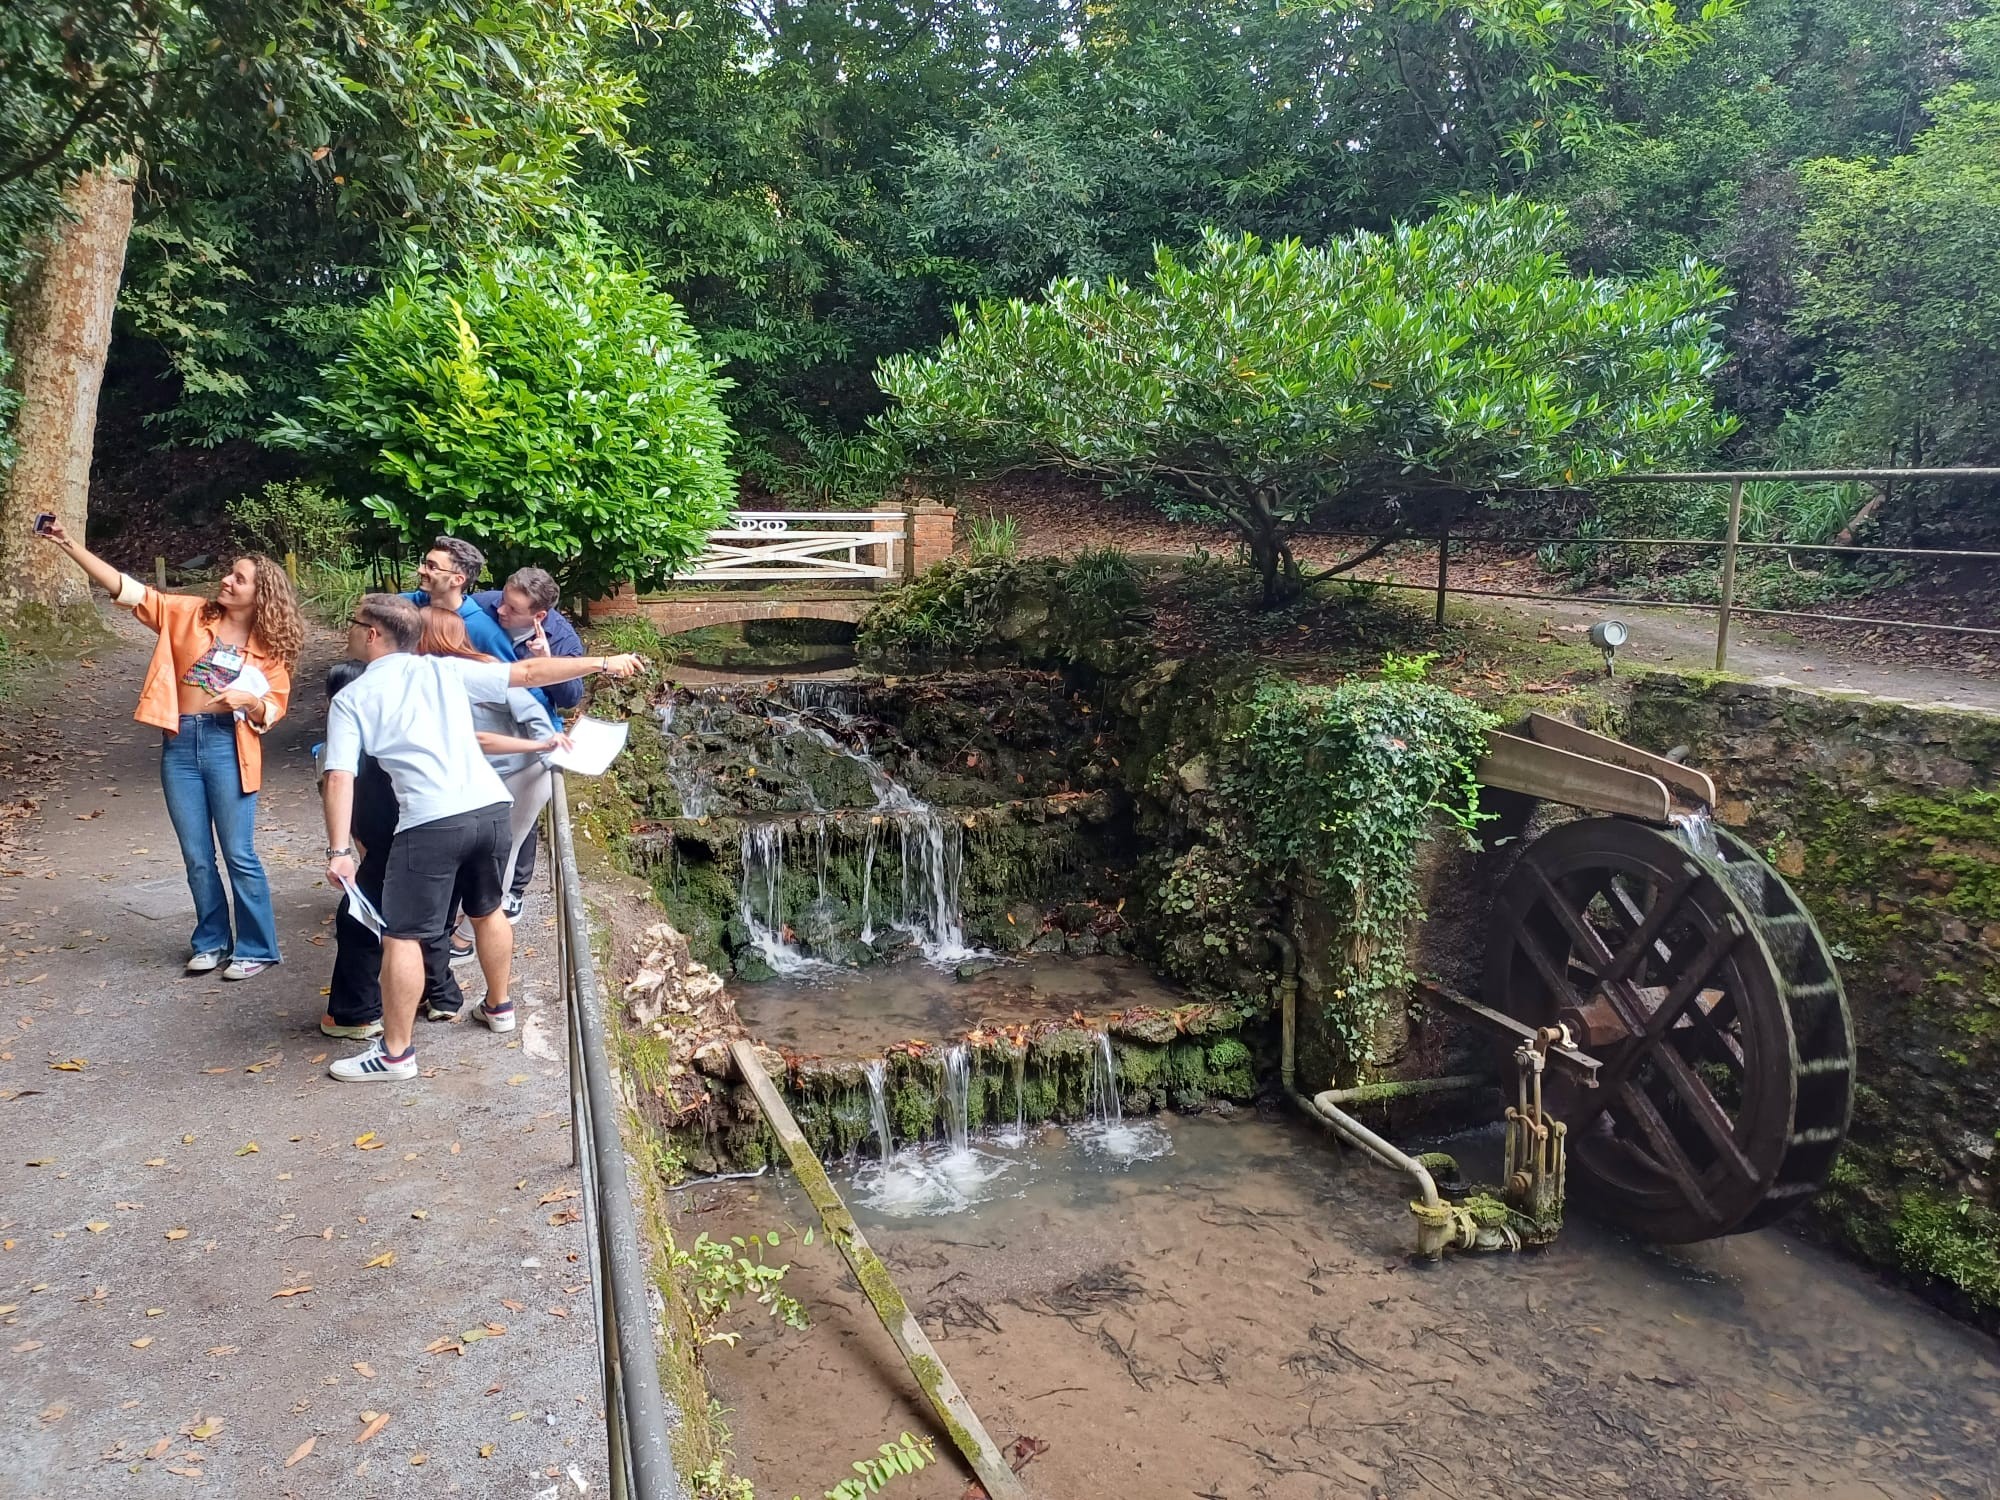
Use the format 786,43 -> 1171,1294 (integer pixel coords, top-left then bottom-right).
326,846 -> 354,859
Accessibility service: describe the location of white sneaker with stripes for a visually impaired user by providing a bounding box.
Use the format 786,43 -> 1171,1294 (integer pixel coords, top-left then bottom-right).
329,1041 -> 418,1082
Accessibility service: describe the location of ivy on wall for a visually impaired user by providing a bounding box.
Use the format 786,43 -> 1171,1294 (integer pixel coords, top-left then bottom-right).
1227,672 -> 1496,1067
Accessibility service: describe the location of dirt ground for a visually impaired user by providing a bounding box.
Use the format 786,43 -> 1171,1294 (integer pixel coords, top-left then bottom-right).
0,606 -> 610,1498
682,1113 -> 2000,1500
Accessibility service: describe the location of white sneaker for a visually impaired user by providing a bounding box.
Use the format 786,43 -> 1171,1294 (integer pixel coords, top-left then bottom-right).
474,999 -> 517,1034
185,950 -> 226,975
501,894 -> 524,923
221,959 -> 273,981
329,1042 -> 418,1082
320,1018 -> 384,1040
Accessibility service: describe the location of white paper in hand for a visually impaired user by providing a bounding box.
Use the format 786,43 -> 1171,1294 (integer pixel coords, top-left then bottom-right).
342,878 -> 385,937
547,716 -> 629,777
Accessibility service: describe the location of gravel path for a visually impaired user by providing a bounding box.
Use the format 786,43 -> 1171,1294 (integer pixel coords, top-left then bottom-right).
0,605 -> 605,1498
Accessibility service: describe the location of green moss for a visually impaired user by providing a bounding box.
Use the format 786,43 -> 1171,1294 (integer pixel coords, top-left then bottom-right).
1896,1192 -> 2000,1310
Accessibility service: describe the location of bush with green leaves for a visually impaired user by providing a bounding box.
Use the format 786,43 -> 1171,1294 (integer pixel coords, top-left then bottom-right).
1228,671 -> 1497,1069
877,197 -> 1736,605
228,480 -> 355,564
270,233 -> 736,599
859,549 -> 1144,665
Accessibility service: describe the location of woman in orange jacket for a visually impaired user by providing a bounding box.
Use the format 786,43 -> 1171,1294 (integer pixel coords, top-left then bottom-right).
39,520 -> 303,978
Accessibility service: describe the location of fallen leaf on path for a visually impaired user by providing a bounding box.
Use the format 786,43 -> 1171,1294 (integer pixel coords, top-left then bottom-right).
164,1228 -> 188,1241
285,1436 -> 315,1467
48,1058 -> 84,1071
145,1437 -> 172,1460
234,1142 -> 258,1156
422,1336 -> 462,1356
130,1337 -> 153,1348
362,1251 -> 395,1270
547,1209 -> 581,1226
164,1464 -> 203,1477
353,1132 -> 376,1148
184,1417 -> 223,1442
478,1442 -> 495,1458
409,1209 -> 427,1221
537,1188 -> 576,1206
500,1299 -> 525,1312
355,1412 -> 390,1444
143,1157 -> 165,1167
505,1074 -> 527,1086
271,1286 -> 313,1298
352,1361 -> 375,1378
206,1345 -> 237,1357
85,1221 -> 108,1233
11,1340 -> 43,1352
201,1067 -> 230,1076
409,1453 -> 427,1466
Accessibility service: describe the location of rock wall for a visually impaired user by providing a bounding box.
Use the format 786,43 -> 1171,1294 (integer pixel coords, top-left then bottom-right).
1626,675 -> 2000,1320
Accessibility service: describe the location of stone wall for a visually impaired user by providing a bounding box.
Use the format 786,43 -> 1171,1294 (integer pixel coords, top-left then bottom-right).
1626,674 -> 2000,1320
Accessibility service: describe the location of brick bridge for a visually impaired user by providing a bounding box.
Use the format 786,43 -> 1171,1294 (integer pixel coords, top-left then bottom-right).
589,502 -> 954,636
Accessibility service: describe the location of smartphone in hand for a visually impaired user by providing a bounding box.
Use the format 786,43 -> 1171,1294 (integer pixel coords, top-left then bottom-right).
32,513 -> 56,536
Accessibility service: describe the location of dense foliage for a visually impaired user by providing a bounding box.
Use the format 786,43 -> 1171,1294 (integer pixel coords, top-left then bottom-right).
879,199 -> 1736,602
268,235 -> 735,598
859,549 -> 1147,666
1229,674 -> 1497,1067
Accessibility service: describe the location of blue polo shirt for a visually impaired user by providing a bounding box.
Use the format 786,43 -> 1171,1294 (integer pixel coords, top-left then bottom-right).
471,590 -> 586,712
401,591 -> 520,666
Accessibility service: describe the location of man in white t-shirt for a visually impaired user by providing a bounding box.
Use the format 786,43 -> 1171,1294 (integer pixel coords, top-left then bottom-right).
320,594 -> 643,1082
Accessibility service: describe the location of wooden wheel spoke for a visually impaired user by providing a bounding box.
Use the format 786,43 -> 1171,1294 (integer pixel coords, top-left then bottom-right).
1609,1081 -> 1720,1226
1605,866 -> 1701,987
1638,917 -> 1744,1049
1515,920 -> 1591,1019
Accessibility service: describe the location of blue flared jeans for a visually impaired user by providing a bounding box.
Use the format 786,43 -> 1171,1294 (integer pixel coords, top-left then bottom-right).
159,714 -> 281,963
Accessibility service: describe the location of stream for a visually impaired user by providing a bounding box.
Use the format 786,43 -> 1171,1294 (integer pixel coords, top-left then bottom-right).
684,1113 -> 2000,1500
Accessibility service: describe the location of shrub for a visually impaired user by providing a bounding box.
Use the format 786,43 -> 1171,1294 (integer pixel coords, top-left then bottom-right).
269,231 -> 736,600
967,512 -> 1022,561
229,480 -> 356,564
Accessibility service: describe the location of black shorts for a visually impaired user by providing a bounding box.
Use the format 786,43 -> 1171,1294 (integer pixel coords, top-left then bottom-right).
381,803 -> 510,941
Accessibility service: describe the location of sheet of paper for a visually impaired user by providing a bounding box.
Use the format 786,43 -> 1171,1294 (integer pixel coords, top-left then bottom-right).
231,662 -> 269,723
341,878 -> 385,937
547,715 -> 630,778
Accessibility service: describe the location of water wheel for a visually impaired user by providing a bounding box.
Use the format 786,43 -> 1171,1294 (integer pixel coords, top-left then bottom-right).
1484,817 -> 1855,1243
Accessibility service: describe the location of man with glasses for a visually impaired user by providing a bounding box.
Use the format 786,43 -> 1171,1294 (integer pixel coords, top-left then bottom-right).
405,536 -> 516,663
320,595 -> 644,1083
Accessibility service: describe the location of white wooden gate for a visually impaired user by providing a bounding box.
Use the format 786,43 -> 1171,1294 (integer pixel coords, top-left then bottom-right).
680,511 -> 903,582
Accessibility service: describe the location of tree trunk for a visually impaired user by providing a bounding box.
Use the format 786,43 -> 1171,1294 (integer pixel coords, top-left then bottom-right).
0,163 -> 135,630
1245,518 -> 1302,608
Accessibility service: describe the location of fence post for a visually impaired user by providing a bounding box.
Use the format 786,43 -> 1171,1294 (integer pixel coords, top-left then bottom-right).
284,550 -> 298,585
1715,478 -> 1744,671
153,556 -> 166,591
1434,531 -> 1449,626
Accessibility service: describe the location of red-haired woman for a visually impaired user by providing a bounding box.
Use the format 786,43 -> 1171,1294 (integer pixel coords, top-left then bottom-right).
416,606 -> 568,1014
39,520 -> 303,978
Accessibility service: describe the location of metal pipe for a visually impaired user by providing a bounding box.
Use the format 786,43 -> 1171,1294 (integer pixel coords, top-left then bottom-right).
1321,1075 -> 1487,1106
1716,478 -> 1745,670
1601,467 -> 2000,482
1361,535 -> 2000,561
551,773 -> 685,1499
1320,575 -> 2000,638
1269,928 -> 1449,1252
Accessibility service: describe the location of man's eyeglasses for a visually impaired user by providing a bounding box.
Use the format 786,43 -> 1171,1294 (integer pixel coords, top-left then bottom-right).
347,616 -> 375,630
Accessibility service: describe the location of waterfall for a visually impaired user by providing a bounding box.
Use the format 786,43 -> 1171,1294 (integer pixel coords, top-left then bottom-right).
895,810 -> 973,964
858,823 -> 878,944
864,1059 -> 893,1163
738,823 -> 820,975
941,1045 -> 972,1155
1671,805 -> 1720,861
1088,1032 -> 1123,1127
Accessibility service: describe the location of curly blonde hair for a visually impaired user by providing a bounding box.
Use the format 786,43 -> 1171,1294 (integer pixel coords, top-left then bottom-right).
202,554 -> 304,670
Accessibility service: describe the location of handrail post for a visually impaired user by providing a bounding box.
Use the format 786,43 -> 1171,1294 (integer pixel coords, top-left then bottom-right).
1715,478 -> 1744,671
1434,530 -> 1449,626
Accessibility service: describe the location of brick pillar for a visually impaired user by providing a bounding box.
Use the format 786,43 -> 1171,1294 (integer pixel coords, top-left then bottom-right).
588,582 -> 641,621
904,500 -> 957,578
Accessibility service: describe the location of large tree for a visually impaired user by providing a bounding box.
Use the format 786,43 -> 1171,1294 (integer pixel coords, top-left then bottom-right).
878,198 -> 1736,603
0,0 -> 652,623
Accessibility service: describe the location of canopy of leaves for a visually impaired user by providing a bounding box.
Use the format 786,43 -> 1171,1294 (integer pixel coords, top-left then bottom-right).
878,198 -> 1735,597
1792,89 -> 2000,467
268,233 -> 735,599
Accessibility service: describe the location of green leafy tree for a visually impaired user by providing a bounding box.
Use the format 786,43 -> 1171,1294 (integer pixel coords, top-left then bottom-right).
0,0 -> 656,622
1792,89 -> 2000,468
878,197 -> 1736,604
269,234 -> 736,599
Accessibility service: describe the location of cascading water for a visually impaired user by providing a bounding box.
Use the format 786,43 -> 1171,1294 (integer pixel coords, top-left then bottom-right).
1671,804 -> 1720,861
864,1059 -> 893,1163
941,1045 -> 972,1155
1073,1031 -> 1173,1164
719,693 -> 981,970
738,823 -> 824,975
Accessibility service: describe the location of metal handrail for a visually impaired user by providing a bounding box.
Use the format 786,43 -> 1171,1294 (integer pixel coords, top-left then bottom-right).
550,770 -> 685,1500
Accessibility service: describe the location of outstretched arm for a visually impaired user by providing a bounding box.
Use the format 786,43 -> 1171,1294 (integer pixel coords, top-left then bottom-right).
35,518 -> 128,600
506,652 -> 644,690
